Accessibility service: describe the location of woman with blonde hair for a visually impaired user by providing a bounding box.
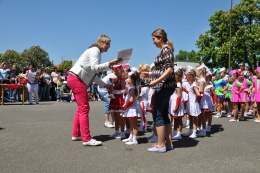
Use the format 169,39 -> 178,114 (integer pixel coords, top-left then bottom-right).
68,35 -> 122,146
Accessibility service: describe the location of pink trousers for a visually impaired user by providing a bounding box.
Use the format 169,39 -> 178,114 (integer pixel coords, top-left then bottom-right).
67,74 -> 91,142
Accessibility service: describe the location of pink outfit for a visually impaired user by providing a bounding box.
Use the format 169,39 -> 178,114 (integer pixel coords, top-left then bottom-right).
253,77 -> 260,102
67,74 -> 91,142
231,80 -> 240,103
239,78 -> 250,102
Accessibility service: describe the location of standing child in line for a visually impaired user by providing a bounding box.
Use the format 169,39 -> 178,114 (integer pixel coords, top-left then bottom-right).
204,74 -> 216,132
109,65 -> 126,139
196,66 -> 207,137
121,71 -> 142,145
182,73 -> 190,128
213,70 -> 228,118
252,67 -> 260,122
169,67 -> 184,140
183,69 -> 201,139
225,75 -> 234,118
238,71 -> 253,120
138,64 -> 150,132
229,70 -> 240,122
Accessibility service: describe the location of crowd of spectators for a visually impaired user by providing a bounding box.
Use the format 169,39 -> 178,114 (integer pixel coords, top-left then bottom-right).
0,62 -> 74,104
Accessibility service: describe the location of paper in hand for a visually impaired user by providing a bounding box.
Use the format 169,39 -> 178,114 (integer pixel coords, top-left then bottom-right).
117,48 -> 133,65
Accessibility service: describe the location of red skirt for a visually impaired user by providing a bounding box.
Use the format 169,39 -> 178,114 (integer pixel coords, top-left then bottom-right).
109,94 -> 125,112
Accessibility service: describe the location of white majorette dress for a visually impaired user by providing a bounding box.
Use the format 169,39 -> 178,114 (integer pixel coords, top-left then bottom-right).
201,83 -> 215,112
186,82 -> 201,116
139,86 -> 149,129
139,86 -> 149,112
122,86 -> 142,118
168,82 -> 184,117
198,78 -> 208,110
182,78 -> 190,114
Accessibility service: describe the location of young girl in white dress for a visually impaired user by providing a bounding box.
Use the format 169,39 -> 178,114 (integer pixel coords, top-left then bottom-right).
196,66 -> 207,137
169,67 -> 184,140
122,71 -> 142,145
204,74 -> 217,132
183,69 -> 201,139
138,64 -> 151,132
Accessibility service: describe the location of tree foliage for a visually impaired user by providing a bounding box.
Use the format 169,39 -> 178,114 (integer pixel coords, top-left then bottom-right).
175,50 -> 199,62
20,46 -> 53,69
0,46 -> 54,70
58,60 -> 72,72
0,49 -> 22,67
196,0 -> 260,70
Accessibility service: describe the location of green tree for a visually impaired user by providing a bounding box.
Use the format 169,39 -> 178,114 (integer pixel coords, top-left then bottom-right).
175,50 -> 199,62
196,0 -> 260,69
20,46 -> 54,69
58,60 -> 72,72
0,49 -> 23,68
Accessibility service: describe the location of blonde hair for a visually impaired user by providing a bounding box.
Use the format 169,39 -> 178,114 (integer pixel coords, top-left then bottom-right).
152,29 -> 174,51
96,35 -> 110,44
138,64 -> 150,72
199,67 -> 206,78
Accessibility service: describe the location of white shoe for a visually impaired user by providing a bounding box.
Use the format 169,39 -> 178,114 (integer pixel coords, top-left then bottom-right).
227,113 -> 232,118
122,138 -> 132,143
125,141 -> 138,145
245,112 -> 252,116
214,113 -> 222,118
109,131 -> 119,138
189,133 -> 197,139
115,132 -> 126,139
254,119 -> 260,123
148,135 -> 158,143
197,129 -> 206,137
72,136 -> 81,141
82,139 -> 102,146
182,130 -> 192,137
104,122 -> 114,128
172,135 -> 182,140
229,119 -> 238,122
185,125 -> 190,129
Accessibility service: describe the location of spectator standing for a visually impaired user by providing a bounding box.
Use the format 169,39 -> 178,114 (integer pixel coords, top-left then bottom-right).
25,64 -> 40,104
0,62 -> 10,84
51,67 -> 60,101
43,68 -> 52,101
37,68 -> 45,101
9,67 -> 21,102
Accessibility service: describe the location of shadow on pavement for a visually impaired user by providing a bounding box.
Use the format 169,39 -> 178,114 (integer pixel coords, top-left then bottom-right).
93,135 -> 116,142
173,139 -> 199,148
209,124 -> 224,135
0,127 -> 5,130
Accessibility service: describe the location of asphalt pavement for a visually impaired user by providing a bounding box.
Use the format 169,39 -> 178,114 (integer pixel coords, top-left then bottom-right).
0,101 -> 259,173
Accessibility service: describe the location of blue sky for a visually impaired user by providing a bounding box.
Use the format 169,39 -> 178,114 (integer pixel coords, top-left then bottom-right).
0,0 -> 240,68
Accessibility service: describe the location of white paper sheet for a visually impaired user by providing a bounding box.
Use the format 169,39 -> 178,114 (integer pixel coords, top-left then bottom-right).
117,48 -> 133,65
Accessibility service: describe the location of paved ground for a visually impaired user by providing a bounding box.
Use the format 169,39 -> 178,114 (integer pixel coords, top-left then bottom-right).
0,101 -> 259,173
